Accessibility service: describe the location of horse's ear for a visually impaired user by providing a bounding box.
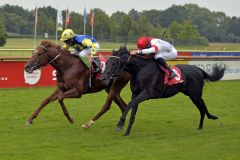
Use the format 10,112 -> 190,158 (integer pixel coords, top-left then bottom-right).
57,45 -> 61,50
120,46 -> 129,53
119,46 -> 124,50
112,50 -> 117,56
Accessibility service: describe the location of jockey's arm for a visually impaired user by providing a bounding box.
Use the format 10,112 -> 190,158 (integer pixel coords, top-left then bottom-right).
82,38 -> 97,55
82,38 -> 93,48
138,46 -> 157,54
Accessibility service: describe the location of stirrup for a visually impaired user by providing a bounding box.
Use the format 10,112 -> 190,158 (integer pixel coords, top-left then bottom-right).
93,68 -> 101,73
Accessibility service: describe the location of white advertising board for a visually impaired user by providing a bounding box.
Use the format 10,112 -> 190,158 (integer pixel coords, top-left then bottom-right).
189,61 -> 240,80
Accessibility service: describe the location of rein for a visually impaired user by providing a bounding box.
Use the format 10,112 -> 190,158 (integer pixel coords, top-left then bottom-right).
37,45 -> 62,64
109,52 -> 151,79
110,54 -> 132,79
48,52 -> 61,64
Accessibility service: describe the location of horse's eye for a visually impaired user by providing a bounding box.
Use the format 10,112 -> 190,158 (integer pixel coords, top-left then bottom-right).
37,53 -> 42,56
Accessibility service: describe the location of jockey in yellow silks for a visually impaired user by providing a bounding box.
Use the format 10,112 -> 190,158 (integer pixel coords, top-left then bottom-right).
60,29 -> 100,57
60,29 -> 101,72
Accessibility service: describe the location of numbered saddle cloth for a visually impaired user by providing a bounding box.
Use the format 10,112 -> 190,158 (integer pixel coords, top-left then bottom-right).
161,65 -> 184,86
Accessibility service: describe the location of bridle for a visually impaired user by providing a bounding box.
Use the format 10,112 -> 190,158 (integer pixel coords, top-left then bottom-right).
108,52 -> 151,80
108,54 -> 132,79
35,45 -> 62,64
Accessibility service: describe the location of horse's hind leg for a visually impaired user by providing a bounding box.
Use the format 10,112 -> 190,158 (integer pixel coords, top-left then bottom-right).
82,87 -> 127,129
199,98 -> 218,120
26,89 -> 59,125
190,96 -> 218,129
81,90 -> 124,128
189,96 -> 206,129
82,90 -> 114,128
58,100 -> 74,124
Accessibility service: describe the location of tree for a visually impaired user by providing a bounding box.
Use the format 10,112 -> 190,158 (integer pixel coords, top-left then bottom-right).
0,4 -> 240,43
0,18 -> 7,46
169,21 -> 181,44
141,9 -> 162,27
170,21 -> 208,45
159,5 -> 188,27
227,17 -> 240,36
93,9 -> 111,41
68,12 -> 82,34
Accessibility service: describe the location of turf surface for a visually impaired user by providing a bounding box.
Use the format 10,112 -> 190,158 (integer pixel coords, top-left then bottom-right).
0,80 -> 239,160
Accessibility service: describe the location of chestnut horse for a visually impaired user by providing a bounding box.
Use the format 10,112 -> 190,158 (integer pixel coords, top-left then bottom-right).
24,41 -> 131,128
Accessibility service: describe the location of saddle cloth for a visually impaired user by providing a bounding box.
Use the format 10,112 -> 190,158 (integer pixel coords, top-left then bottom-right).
160,65 -> 184,86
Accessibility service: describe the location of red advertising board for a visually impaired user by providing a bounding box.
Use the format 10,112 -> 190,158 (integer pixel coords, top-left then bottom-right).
0,61 -> 56,88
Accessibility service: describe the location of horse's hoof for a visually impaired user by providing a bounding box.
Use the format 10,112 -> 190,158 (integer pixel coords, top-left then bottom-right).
115,126 -> 122,131
25,121 -> 33,125
123,132 -> 130,136
81,124 -> 89,129
69,116 -> 74,124
81,120 -> 95,129
211,115 -> 218,120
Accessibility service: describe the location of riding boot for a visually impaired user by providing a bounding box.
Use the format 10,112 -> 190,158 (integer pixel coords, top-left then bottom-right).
156,58 -> 177,79
92,58 -> 101,73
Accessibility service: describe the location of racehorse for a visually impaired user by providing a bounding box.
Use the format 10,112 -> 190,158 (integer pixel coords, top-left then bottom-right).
24,41 -> 131,128
101,46 -> 225,136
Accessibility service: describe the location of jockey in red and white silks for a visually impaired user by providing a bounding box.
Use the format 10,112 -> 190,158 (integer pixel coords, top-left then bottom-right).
130,36 -> 177,79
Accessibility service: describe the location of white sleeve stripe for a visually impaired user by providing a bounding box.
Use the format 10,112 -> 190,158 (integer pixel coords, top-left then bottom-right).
141,47 -> 156,54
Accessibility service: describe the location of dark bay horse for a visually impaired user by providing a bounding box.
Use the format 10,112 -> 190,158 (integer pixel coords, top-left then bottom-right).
24,41 -> 131,128
101,47 -> 225,136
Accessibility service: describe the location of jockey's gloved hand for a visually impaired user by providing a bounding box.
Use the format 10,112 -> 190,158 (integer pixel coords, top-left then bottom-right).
91,43 -> 97,55
71,50 -> 79,55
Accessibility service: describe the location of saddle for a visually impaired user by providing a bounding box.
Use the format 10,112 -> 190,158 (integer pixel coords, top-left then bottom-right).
90,56 -> 107,80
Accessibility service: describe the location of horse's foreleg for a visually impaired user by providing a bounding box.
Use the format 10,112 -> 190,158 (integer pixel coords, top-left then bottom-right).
116,93 -> 137,131
122,91 -> 148,136
58,88 -> 82,124
123,105 -> 139,136
26,89 -> 59,125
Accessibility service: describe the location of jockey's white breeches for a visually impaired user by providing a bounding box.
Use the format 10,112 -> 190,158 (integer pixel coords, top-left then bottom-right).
154,47 -> 177,60
74,42 -> 100,57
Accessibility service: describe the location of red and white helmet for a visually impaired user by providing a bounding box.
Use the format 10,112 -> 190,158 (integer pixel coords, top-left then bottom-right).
137,36 -> 152,49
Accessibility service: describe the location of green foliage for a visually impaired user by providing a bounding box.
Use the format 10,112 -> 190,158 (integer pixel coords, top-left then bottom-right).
1,4 -> 240,44
0,17 -> 7,46
83,8 -> 112,41
169,21 -> 209,45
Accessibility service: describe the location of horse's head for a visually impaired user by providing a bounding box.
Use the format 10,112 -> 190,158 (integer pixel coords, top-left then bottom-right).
101,46 -> 130,86
24,41 -> 61,73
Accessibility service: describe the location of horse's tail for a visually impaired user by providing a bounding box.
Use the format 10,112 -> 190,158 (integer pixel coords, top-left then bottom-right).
202,65 -> 226,82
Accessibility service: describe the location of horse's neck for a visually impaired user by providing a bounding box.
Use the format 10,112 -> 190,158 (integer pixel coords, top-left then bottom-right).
51,53 -> 87,73
126,56 -> 152,76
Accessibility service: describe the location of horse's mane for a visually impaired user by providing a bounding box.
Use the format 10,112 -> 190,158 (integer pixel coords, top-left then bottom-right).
40,40 -> 62,51
115,46 -> 151,63
40,40 -> 89,68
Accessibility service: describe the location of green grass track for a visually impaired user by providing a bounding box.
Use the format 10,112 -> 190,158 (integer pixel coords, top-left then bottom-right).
0,80 -> 239,160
